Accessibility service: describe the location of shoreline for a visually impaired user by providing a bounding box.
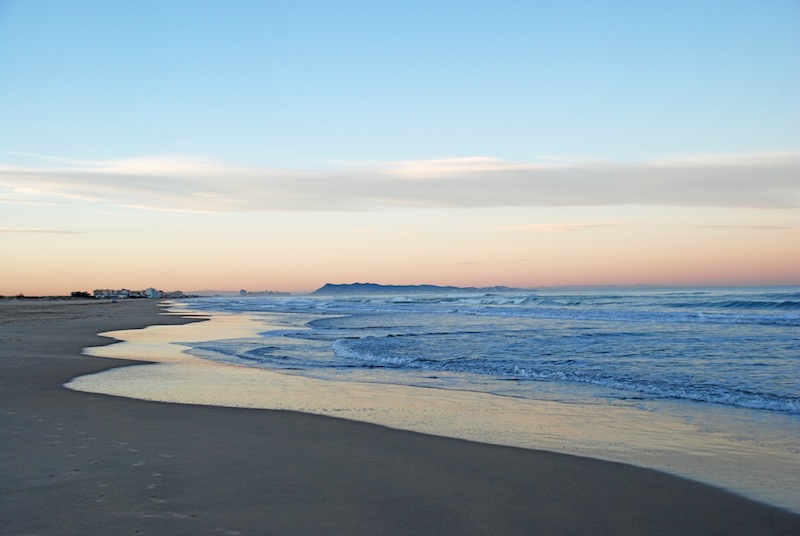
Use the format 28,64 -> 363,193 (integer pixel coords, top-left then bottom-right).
69,305 -> 800,514
3,300 -> 799,534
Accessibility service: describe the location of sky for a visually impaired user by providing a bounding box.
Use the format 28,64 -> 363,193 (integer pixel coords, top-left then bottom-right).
1,0 -> 798,295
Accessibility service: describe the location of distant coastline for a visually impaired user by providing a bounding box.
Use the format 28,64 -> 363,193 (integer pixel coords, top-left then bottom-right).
306,282 -> 798,295
5,283 -> 796,301
310,282 -> 524,295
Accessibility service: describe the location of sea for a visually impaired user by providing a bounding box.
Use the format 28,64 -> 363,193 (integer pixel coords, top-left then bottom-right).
176,286 -> 799,417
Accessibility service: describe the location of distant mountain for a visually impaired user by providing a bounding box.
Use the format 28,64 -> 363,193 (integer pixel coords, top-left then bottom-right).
310,283 -> 523,295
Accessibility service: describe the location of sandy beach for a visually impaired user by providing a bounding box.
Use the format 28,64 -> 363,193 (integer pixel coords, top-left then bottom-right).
2,300 -> 799,535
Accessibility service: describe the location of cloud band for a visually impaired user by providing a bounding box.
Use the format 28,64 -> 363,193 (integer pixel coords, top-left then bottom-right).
1,152 -> 797,212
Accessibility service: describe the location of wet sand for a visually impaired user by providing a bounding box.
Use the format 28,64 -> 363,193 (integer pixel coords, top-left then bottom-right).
2,299 -> 799,535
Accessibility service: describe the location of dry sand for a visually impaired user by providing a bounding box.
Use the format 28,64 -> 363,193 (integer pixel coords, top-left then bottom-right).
2,299 -> 799,535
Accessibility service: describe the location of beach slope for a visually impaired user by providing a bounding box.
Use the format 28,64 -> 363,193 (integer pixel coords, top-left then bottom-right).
2,299 -> 799,535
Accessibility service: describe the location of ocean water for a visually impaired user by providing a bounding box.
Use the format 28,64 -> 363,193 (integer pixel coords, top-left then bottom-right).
177,287 -> 799,417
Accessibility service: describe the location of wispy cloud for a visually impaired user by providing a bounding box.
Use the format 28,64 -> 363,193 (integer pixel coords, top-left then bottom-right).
0,152 -> 797,212
0,228 -> 85,235
499,221 -> 637,233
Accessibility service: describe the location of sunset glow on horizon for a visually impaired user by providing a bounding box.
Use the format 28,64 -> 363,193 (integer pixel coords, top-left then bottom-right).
1,1 -> 798,295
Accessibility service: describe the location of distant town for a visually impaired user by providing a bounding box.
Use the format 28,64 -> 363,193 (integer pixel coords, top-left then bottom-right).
90,288 -> 291,299
0,288 -> 293,300
90,288 -> 189,300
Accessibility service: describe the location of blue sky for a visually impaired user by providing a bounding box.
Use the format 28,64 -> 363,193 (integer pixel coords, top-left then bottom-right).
2,0 -> 797,166
0,1 -> 798,293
